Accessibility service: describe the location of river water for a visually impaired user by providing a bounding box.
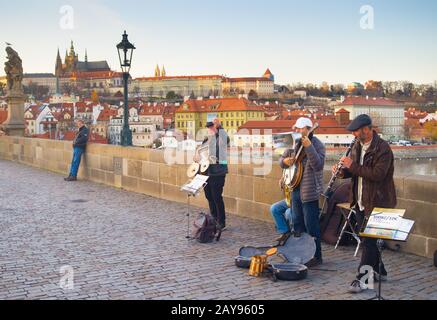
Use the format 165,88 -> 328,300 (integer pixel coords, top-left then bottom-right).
326,159 -> 437,176
392,158 -> 437,176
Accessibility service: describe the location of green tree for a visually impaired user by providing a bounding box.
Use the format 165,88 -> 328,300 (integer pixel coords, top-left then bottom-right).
23,83 -> 50,100
166,91 -> 177,100
248,90 -> 258,99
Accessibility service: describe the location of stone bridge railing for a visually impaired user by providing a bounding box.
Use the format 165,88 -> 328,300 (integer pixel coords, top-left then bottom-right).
1,136 -> 436,259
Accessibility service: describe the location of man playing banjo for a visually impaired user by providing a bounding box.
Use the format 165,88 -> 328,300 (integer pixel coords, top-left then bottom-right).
286,117 -> 326,268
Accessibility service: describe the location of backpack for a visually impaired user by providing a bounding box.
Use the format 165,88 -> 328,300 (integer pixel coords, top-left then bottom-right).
192,212 -> 222,243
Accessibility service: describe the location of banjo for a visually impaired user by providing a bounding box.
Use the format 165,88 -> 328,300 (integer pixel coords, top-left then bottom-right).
282,123 -> 319,197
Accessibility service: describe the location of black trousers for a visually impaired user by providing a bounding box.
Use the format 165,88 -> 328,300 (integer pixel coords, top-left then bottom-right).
356,210 -> 387,279
204,175 -> 226,227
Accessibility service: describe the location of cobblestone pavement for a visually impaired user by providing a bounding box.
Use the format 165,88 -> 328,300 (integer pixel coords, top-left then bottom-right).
0,159 -> 436,300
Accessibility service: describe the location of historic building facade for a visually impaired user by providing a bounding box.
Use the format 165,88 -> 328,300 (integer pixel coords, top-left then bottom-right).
335,96 -> 405,139
175,97 -> 265,139
132,68 -> 275,98
132,75 -> 224,98
222,69 -> 275,96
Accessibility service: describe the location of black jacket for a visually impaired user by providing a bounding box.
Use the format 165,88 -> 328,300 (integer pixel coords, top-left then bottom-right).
73,126 -> 89,150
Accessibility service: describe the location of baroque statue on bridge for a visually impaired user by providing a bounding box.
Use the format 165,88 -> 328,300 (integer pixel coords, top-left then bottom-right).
4,46 -> 23,94
1,46 -> 25,136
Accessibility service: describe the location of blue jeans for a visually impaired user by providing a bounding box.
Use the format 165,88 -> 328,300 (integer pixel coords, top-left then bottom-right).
69,147 -> 84,177
270,200 -> 292,234
291,188 -> 322,259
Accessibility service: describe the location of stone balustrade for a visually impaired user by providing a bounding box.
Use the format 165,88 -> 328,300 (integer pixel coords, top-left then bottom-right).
1,136 -> 436,258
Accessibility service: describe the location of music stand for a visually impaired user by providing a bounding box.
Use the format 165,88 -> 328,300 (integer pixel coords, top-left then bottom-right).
359,208 -> 414,301
181,175 -> 209,240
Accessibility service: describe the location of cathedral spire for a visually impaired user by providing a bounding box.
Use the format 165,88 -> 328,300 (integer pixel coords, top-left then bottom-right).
161,65 -> 166,77
85,49 -> 88,63
155,64 -> 161,77
55,48 -> 63,77
70,40 -> 75,56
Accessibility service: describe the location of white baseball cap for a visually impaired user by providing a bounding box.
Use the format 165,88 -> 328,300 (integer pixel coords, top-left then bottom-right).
293,117 -> 313,129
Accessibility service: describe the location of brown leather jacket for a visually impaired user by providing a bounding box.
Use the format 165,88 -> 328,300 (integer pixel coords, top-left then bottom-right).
340,132 -> 397,216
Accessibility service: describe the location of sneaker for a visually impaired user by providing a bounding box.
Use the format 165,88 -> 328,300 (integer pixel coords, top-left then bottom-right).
305,257 -> 323,268
64,176 -> 77,182
275,232 -> 291,243
349,279 -> 368,294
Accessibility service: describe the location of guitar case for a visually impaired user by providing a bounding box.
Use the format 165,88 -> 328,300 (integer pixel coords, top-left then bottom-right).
235,233 -> 316,268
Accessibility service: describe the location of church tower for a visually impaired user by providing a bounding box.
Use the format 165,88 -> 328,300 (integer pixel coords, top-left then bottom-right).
65,41 -> 79,73
55,48 -> 63,77
161,65 -> 166,77
155,64 -> 161,77
263,68 -> 274,82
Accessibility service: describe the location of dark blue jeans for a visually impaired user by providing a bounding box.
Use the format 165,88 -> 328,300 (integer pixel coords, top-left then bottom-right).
69,147 -> 84,177
270,200 -> 292,234
204,175 -> 226,227
291,187 -> 322,259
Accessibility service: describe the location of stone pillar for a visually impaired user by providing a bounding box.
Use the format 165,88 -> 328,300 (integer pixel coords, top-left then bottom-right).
1,91 -> 25,137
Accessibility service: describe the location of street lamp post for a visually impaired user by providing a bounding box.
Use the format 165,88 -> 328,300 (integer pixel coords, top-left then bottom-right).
117,31 -> 136,146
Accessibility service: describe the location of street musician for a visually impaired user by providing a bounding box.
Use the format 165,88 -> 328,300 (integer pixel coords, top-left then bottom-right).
333,114 -> 397,293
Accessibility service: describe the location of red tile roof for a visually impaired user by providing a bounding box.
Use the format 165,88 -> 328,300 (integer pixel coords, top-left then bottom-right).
177,98 -> 265,113
24,105 -> 43,120
68,71 -> 123,80
97,108 -> 118,122
336,108 -> 350,114
338,96 -> 401,107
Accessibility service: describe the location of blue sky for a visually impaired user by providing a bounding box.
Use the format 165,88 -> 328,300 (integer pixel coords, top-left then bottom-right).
1,0 -> 436,84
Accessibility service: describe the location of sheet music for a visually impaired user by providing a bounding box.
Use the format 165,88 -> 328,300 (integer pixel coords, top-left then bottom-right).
181,175 -> 209,194
360,208 -> 414,242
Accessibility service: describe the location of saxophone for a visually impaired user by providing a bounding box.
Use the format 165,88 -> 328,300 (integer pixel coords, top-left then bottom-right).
281,175 -> 293,208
